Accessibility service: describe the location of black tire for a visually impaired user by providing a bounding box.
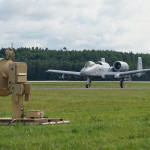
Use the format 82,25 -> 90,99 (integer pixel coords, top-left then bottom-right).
86,84 -> 89,88
120,81 -> 124,88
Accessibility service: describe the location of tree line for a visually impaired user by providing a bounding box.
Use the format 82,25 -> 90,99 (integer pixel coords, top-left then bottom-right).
0,47 -> 150,81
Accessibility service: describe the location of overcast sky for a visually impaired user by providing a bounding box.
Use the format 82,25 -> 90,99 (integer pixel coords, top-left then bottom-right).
0,0 -> 150,53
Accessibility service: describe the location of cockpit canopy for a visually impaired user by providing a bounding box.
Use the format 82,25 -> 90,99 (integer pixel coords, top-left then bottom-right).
96,61 -> 110,67
84,61 -> 95,68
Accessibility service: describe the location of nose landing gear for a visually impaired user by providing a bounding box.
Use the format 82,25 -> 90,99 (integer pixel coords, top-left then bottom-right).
86,77 -> 91,88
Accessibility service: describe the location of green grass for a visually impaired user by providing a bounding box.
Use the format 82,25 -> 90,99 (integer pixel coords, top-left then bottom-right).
1,82 -> 150,149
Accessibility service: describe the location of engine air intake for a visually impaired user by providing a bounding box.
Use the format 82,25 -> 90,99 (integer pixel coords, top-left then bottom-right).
113,61 -> 129,72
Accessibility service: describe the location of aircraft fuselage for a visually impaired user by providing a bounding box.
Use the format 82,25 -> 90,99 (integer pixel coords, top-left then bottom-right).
80,64 -> 113,78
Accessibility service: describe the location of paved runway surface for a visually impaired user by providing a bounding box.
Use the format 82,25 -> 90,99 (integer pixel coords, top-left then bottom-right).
32,87 -> 150,90
29,81 -> 150,90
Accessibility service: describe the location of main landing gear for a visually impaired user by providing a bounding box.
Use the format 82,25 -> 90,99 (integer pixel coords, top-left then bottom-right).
86,77 -> 91,88
120,78 -> 124,88
85,77 -> 125,88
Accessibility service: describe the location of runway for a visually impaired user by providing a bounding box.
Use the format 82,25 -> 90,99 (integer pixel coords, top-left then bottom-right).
28,81 -> 150,83
32,87 -> 150,90
29,81 -> 150,90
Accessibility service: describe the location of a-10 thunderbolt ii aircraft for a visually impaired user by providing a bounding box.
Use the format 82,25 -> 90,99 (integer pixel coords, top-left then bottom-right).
46,57 -> 150,88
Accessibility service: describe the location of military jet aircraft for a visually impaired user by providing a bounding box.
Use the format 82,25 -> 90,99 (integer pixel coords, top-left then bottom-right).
46,57 -> 150,88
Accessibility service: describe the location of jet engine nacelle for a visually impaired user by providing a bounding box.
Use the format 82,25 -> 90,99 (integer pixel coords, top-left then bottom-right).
113,61 -> 129,72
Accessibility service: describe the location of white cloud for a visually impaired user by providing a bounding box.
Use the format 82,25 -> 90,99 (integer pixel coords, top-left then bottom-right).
0,0 -> 150,53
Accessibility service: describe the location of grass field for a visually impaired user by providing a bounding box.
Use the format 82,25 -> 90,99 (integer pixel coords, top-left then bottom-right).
1,81 -> 150,150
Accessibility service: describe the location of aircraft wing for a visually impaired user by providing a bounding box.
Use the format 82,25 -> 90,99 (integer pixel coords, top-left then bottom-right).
105,68 -> 150,78
46,69 -> 81,76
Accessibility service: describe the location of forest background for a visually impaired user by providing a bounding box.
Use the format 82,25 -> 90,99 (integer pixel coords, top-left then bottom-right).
0,47 -> 150,81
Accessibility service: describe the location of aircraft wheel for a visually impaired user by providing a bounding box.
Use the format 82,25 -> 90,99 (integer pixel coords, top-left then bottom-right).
120,81 -> 124,88
86,84 -> 90,88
